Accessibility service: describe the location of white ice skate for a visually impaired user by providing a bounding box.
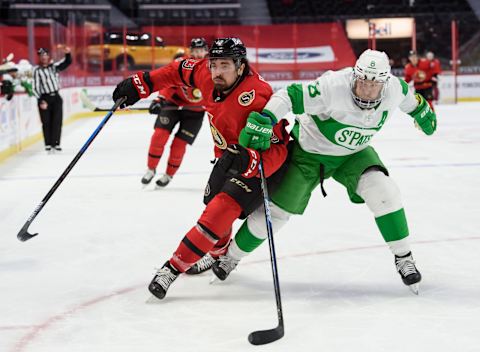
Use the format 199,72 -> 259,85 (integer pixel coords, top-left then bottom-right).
141,169 -> 156,186
155,174 -> 172,188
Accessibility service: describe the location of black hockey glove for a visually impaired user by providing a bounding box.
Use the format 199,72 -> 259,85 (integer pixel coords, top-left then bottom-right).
112,71 -> 153,108
218,144 -> 260,178
148,95 -> 166,115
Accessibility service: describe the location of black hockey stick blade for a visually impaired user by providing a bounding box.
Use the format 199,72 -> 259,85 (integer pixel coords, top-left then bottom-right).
248,324 -> 284,345
16,97 -> 127,242
17,223 -> 38,242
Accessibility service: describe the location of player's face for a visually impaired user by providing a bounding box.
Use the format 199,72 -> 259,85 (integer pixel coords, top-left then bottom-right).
354,78 -> 384,101
39,53 -> 50,66
409,55 -> 418,65
190,47 -> 208,59
209,58 -> 240,91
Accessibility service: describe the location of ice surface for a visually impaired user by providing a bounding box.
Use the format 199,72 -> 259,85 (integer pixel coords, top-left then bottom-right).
1,103 -> 479,352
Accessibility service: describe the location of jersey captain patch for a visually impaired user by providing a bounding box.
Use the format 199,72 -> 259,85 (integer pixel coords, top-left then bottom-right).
238,90 -> 255,106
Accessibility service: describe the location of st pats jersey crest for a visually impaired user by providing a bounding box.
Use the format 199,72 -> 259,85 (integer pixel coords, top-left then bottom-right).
238,90 -> 255,106
207,112 -> 227,149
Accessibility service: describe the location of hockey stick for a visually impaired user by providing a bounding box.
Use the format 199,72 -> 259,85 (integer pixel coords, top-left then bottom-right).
248,158 -> 285,345
17,96 -> 127,242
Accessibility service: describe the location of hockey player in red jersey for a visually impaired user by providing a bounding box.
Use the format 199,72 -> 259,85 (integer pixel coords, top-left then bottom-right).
426,51 -> 442,103
141,38 -> 208,188
404,50 -> 437,109
112,38 -> 289,299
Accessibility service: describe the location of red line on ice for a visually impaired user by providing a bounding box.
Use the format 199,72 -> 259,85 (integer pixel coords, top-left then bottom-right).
10,236 -> 480,351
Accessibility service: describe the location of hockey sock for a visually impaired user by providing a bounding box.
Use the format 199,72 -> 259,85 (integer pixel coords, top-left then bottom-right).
375,208 -> 410,256
166,136 -> 188,176
147,128 -> 170,170
228,221 -> 265,260
170,193 -> 242,272
209,228 -> 232,258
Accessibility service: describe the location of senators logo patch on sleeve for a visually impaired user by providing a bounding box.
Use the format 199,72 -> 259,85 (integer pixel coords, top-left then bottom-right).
238,90 -> 255,106
182,59 -> 196,70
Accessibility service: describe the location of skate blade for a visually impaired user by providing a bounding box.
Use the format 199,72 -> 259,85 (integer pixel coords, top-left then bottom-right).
209,274 -> 220,285
408,283 -> 420,295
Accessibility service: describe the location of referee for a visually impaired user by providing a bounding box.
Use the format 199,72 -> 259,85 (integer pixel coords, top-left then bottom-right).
33,46 -> 72,152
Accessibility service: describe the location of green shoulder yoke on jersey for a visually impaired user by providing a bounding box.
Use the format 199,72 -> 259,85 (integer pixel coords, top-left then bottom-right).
398,78 -> 409,96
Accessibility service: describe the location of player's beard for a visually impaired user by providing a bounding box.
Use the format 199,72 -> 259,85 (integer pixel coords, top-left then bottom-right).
213,77 -> 227,91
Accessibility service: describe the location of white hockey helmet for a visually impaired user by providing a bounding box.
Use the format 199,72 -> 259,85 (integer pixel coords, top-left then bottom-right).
351,49 -> 391,109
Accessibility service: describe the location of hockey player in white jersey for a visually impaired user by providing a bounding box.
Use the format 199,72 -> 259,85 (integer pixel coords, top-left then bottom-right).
211,49 -> 437,294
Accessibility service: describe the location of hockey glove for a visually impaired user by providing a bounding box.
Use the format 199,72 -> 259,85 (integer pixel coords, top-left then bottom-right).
112,72 -> 153,108
148,95 -> 166,115
238,111 -> 275,151
218,144 -> 260,178
409,93 -> 437,135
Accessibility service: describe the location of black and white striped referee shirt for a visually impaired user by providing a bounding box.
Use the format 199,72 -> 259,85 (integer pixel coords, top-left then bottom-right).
33,53 -> 72,99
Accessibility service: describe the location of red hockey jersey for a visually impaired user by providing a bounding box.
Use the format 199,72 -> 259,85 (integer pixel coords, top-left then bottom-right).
404,58 -> 436,90
148,58 -> 288,177
159,85 -> 205,112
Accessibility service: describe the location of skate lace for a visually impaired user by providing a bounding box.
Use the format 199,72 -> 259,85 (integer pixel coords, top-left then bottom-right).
396,256 -> 417,277
217,255 -> 239,274
195,253 -> 216,271
153,267 -> 177,289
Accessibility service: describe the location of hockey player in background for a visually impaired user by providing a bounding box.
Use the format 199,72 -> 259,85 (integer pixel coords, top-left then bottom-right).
113,38 -> 289,299
211,49 -> 437,295
425,51 -> 442,103
404,50 -> 437,110
141,38 -> 208,188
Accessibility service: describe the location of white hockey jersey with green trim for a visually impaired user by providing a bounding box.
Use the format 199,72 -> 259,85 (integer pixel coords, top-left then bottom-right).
264,68 -> 418,156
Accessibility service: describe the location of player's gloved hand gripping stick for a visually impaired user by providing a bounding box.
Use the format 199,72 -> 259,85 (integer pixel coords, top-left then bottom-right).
17,97 -> 127,242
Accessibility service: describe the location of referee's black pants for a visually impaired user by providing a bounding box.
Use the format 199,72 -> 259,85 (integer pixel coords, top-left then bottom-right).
39,93 -> 63,147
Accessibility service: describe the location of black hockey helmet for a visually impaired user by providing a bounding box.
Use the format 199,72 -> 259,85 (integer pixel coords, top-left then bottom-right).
190,37 -> 208,49
209,37 -> 247,63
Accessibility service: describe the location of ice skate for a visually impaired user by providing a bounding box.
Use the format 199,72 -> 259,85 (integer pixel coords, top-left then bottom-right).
155,174 -> 172,188
212,254 -> 239,281
45,146 -> 54,154
54,146 -> 62,152
395,252 -> 422,295
141,169 -> 156,185
148,261 -> 180,300
185,253 -> 216,275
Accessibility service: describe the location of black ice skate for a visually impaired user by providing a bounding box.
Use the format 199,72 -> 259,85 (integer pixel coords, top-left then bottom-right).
141,169 -> 155,185
155,174 -> 172,188
395,252 -> 422,295
186,253 -> 216,275
148,261 -> 180,300
212,254 -> 240,281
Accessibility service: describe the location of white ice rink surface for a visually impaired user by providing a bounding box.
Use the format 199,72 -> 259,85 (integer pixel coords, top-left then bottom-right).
1,103 -> 480,352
